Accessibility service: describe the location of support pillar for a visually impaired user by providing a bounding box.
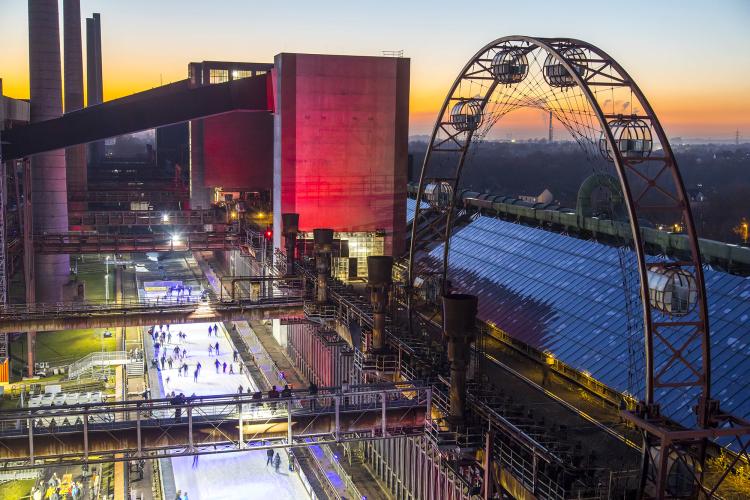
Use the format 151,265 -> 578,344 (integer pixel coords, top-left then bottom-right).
367,256 -> 393,352
313,228 -> 333,304
442,293 -> 477,421
282,213 -> 299,276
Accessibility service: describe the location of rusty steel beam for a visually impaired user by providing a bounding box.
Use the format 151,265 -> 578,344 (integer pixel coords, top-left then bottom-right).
33,231 -> 239,254
68,209 -> 226,227
1,75 -> 271,160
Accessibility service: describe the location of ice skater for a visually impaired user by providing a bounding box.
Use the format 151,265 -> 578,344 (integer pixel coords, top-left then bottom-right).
196,361 -> 202,374
193,368 -> 199,383
233,350 -> 239,362
208,344 -> 213,356
222,362 -> 227,374
167,357 -> 173,369
215,359 -> 221,373
229,364 -> 234,375
192,454 -> 199,469
273,452 -> 281,472
207,325 -> 212,337
213,323 -> 219,335
266,448 -> 274,466
182,348 -> 187,359
167,332 -> 172,344
215,341 -> 220,355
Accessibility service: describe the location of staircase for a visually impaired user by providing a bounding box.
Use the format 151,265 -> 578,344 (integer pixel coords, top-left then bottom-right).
68,351 -> 131,380
126,358 -> 144,377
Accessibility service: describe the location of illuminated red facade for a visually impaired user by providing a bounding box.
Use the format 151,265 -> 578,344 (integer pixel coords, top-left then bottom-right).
272,53 -> 409,256
202,112 -> 273,190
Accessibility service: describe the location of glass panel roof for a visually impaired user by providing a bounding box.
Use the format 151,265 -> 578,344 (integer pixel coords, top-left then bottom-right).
423,215 -> 750,428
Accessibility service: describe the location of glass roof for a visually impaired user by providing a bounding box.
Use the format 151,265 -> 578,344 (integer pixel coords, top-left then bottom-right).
425,215 -> 750,428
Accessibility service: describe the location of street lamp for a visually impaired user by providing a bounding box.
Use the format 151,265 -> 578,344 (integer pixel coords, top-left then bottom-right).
105,256 -> 110,303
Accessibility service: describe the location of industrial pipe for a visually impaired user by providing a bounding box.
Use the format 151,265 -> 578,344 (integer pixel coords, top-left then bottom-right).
442,293 -> 478,421
313,228 -> 334,304
367,256 -> 393,352
282,213 -> 300,277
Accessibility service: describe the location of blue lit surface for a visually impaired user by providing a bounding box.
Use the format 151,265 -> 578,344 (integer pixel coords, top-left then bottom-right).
427,216 -> 750,427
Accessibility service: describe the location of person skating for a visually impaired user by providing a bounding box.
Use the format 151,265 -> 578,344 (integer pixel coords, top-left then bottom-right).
182,348 -> 187,359
207,325 -> 212,336
208,344 -> 213,356
196,361 -> 202,374
229,364 -> 234,374
160,356 -> 166,370
175,490 -> 182,500
213,323 -> 219,336
222,361 -> 227,374
266,448 -> 274,466
167,357 -> 173,369
233,350 -> 238,362
215,359 -> 221,373
273,452 -> 281,472
239,363 -> 244,375
192,453 -> 199,469
215,341 -> 220,355
238,384 -> 243,394
167,332 -> 172,344
193,368 -> 199,383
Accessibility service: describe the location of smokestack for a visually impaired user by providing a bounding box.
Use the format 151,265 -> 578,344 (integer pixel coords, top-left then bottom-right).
64,0 -> 87,209
29,0 -> 69,302
28,0 -> 70,375
86,13 -> 103,165
367,256 -> 393,352
548,110 -> 553,143
313,228 -> 333,304
442,293 -> 477,421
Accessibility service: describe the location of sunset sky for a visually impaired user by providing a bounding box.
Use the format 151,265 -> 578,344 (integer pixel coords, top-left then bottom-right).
1,0 -> 748,140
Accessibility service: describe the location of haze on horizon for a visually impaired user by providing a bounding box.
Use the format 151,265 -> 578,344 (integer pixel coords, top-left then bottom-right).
1,0 -> 748,141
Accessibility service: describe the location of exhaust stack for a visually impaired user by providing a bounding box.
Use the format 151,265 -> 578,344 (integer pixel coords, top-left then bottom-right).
442,293 -> 478,421
313,228 -> 334,304
367,256 -> 393,352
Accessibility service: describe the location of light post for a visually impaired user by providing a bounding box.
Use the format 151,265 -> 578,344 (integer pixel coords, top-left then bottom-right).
105,256 -> 110,303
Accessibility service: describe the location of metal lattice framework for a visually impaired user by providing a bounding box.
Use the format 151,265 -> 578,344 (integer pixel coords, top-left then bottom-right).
407,36 -> 750,499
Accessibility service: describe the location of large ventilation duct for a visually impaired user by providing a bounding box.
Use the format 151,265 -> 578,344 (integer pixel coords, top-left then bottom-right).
313,228 -> 333,304
367,256 -> 393,352
442,293 -> 478,421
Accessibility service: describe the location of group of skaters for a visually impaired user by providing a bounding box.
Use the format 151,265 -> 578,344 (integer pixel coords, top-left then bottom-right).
265,448 -> 284,472
165,283 -> 194,302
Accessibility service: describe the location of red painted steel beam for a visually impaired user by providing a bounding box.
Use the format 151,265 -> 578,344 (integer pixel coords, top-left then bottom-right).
1,75 -> 271,160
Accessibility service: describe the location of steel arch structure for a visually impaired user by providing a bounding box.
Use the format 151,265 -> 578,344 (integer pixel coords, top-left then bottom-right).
408,36 -> 750,499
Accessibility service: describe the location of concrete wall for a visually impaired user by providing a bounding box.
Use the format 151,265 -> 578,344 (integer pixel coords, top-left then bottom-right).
273,53 -> 409,256
29,0 -> 69,303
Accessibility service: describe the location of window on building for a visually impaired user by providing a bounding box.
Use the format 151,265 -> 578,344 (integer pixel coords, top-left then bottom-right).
231,70 -> 253,80
209,69 -> 229,84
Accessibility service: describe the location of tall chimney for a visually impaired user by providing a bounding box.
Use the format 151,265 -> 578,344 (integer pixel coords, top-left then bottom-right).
86,13 -> 103,165
64,0 -> 86,210
28,0 -> 69,303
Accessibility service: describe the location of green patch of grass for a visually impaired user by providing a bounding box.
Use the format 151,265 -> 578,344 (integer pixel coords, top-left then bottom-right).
36,328 -> 116,365
0,479 -> 35,499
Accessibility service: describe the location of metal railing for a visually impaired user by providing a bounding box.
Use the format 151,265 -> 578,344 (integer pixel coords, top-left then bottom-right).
67,351 -> 132,380
0,383 -> 431,470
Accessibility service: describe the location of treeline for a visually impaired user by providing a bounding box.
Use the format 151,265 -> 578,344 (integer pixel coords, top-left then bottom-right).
408,141 -> 750,243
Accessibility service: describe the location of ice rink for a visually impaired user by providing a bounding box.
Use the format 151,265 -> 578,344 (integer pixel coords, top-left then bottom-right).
151,321 -> 310,499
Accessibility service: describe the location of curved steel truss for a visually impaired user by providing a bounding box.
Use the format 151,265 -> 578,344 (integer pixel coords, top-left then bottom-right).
408,36 -> 750,499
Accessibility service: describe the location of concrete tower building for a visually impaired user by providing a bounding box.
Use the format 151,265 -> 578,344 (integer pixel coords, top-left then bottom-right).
28,0 -> 69,303
64,0 -> 87,210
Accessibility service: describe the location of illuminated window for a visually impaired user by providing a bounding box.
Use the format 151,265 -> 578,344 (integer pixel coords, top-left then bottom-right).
209,69 -> 229,84
231,70 -> 253,80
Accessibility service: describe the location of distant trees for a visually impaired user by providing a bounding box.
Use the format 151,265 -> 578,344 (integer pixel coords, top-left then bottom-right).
408,141 -> 750,243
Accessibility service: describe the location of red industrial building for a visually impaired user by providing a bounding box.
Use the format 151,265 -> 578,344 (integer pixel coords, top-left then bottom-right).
187,55 -> 409,276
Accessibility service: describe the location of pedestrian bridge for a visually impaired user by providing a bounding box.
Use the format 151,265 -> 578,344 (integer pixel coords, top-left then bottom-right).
0,384 -> 430,470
